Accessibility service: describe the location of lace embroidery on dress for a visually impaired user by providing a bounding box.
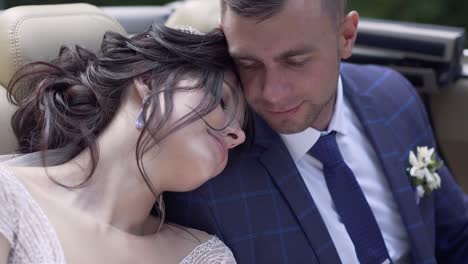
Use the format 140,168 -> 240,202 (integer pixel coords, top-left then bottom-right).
180,236 -> 236,264
0,165 -> 66,264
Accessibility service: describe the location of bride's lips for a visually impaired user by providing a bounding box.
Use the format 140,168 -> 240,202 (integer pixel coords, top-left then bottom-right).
207,129 -> 228,163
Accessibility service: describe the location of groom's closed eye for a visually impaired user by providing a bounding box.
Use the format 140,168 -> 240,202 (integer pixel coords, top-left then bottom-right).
284,55 -> 311,67
230,51 -> 262,69
235,58 -> 261,69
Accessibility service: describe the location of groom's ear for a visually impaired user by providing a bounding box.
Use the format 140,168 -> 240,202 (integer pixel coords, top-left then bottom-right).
339,11 -> 359,60
133,76 -> 151,102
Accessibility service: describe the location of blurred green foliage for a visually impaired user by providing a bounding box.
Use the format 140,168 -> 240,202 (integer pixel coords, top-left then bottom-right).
4,0 -> 467,46
349,0 -> 467,46
350,0 -> 467,29
5,0 -> 173,6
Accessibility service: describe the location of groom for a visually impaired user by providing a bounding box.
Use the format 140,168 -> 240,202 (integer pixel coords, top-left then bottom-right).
166,0 -> 468,263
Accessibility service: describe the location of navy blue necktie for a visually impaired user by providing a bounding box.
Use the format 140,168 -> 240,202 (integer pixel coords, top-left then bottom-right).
308,132 -> 391,264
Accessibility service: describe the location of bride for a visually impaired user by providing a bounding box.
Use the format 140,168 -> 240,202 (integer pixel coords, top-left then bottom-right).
0,24 -> 246,263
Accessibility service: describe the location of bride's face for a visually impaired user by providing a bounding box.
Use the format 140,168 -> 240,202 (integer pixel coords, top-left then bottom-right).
147,72 -> 246,192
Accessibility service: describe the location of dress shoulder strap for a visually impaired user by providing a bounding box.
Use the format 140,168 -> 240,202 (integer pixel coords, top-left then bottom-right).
180,236 -> 237,264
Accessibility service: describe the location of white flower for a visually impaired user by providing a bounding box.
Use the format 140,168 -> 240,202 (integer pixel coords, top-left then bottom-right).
407,146 -> 443,201
427,172 -> 441,190
416,185 -> 426,199
409,150 -> 419,167
409,166 -> 425,180
409,147 -> 434,169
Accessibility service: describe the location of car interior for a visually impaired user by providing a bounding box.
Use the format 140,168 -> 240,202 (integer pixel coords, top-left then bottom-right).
0,0 -> 467,192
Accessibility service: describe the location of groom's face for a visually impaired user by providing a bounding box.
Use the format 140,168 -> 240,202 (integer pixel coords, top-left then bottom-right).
222,0 -> 348,134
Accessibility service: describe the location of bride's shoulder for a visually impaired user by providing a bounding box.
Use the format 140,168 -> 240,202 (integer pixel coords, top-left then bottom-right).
0,165 -> 48,220
0,165 -> 23,197
180,235 -> 236,264
0,165 -> 26,246
0,165 -> 55,222
0,165 -> 47,199
158,223 -> 236,263
160,222 -> 213,245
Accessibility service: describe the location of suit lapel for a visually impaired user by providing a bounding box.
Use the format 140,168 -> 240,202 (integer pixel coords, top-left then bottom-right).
342,71 -> 433,263
253,114 -> 341,263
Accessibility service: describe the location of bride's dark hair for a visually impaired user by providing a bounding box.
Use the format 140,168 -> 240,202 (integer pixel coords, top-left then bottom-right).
7,24 -> 248,194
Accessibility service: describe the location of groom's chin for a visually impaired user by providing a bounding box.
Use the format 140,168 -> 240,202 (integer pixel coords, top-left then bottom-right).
264,118 -> 310,134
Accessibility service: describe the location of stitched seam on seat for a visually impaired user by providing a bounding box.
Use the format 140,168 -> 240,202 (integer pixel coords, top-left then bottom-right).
10,12 -> 126,72
9,18 -> 21,75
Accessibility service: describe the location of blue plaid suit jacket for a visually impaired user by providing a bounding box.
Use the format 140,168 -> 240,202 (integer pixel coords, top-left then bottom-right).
166,63 -> 468,263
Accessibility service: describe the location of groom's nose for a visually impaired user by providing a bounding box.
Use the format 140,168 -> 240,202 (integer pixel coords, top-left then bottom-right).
261,67 -> 291,105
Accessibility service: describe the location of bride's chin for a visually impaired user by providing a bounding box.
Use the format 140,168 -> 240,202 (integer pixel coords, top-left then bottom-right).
216,160 -> 228,176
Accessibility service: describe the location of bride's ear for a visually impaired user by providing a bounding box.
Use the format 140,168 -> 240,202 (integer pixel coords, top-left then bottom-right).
133,76 -> 151,102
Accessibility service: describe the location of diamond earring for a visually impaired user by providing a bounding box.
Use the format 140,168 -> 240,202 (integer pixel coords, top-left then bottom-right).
136,95 -> 150,130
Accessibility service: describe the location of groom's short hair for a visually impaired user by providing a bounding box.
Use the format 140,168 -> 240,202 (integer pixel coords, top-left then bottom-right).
220,0 -> 347,21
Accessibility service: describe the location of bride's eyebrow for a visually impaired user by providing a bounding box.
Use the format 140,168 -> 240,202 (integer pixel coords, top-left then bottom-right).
222,80 -> 238,101
223,80 -> 236,92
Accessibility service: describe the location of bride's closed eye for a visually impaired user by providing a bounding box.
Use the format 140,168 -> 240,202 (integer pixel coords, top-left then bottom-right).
220,83 -> 234,111
220,98 -> 227,110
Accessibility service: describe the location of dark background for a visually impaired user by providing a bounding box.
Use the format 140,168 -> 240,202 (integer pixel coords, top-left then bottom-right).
2,0 -> 467,47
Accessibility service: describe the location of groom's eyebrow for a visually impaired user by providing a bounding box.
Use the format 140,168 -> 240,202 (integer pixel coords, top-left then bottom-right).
229,50 -> 259,61
230,44 -> 318,61
277,45 -> 317,60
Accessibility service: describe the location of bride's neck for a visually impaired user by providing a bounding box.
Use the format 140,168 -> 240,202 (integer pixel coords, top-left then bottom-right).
46,106 -> 164,236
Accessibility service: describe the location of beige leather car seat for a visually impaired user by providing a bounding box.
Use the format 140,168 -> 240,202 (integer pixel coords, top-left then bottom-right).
0,88 -> 16,154
0,3 -> 127,154
165,0 -> 220,33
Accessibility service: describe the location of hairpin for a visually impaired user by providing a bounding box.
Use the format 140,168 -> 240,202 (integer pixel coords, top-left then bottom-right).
173,25 -> 203,36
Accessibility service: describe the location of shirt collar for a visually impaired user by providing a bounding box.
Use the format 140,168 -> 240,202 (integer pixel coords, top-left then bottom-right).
280,76 -> 346,162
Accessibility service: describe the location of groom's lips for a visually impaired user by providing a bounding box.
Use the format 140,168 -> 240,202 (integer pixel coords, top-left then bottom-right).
267,102 -> 303,116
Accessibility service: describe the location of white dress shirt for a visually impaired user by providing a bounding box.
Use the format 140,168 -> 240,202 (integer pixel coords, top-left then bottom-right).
280,77 -> 410,263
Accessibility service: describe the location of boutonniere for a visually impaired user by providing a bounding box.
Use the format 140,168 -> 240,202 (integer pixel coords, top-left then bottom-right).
407,146 -> 443,203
